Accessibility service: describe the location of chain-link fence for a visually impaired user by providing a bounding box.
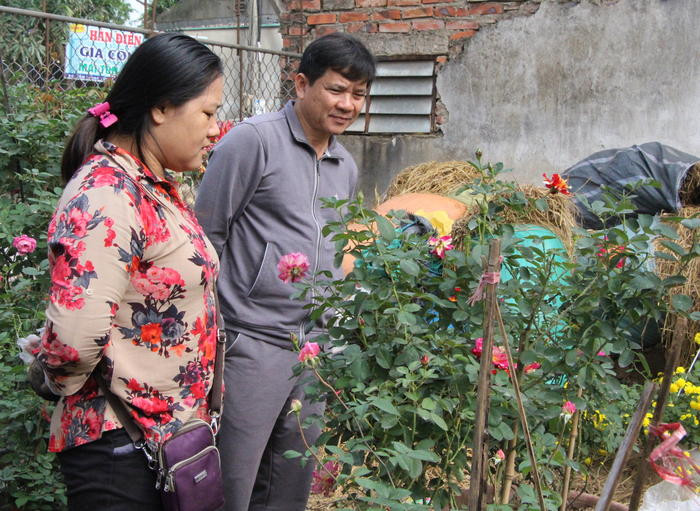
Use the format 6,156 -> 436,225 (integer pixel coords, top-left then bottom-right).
0,5 -> 300,122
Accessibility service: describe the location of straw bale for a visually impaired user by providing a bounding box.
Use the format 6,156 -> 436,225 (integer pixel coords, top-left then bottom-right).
385,161 -> 480,200
680,163 -> 700,207
655,206 -> 700,363
450,185 -> 577,255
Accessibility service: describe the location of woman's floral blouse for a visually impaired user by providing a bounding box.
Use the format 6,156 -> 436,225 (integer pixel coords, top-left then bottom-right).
38,140 -> 220,453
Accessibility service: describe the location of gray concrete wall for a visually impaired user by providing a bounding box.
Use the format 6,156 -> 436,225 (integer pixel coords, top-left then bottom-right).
341,0 -> 700,202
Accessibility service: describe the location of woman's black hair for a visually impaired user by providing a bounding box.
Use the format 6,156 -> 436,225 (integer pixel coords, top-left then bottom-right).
298,33 -> 376,86
61,32 -> 223,182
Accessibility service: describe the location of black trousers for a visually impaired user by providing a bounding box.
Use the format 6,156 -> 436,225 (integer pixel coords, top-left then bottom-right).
58,428 -> 162,510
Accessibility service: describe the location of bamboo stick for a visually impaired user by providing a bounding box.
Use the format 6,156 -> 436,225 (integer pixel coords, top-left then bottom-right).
628,316 -> 688,511
500,423 -> 519,504
495,304 -> 546,511
468,239 -> 501,511
595,381 -> 657,511
560,387 -> 584,511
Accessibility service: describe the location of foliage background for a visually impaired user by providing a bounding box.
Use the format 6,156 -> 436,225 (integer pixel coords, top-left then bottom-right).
0,80 -> 108,510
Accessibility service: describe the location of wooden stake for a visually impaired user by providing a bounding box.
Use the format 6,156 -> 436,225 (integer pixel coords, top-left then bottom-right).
628,316 -> 688,511
499,423 -> 519,505
560,387 -> 584,511
468,239 -> 501,511
495,305 -> 546,511
595,381 -> 657,511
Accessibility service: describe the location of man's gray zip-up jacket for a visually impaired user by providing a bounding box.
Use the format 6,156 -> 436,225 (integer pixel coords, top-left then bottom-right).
194,101 -> 358,349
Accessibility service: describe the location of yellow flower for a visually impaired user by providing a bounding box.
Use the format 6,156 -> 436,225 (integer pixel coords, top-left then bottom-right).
675,366 -> 686,374
694,332 -> 700,345
643,413 -> 653,428
590,410 -> 608,430
598,448 -> 608,455
584,457 -> 592,466
670,383 -> 680,394
691,401 -> 700,411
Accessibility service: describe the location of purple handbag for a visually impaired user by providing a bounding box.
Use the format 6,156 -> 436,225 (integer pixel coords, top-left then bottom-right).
158,419 -> 224,511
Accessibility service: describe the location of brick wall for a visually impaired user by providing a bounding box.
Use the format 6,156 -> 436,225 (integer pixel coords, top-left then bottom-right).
280,1 -> 542,57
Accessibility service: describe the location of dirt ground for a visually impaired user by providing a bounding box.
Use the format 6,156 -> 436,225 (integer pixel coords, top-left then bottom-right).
304,453 -> 657,510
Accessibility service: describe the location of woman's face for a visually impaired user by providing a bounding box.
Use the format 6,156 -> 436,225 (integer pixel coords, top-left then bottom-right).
149,75 -> 224,174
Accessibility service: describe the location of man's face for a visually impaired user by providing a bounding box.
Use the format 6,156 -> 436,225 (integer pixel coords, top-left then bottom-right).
294,69 -> 368,139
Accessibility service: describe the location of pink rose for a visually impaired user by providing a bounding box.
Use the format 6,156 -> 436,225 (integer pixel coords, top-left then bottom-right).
278,253 -> 310,283
428,235 -> 454,259
311,461 -> 341,497
562,401 -> 577,420
298,341 -> 320,363
13,235 -> 37,255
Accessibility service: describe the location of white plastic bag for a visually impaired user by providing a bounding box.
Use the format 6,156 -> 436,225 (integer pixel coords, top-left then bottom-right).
640,449 -> 700,511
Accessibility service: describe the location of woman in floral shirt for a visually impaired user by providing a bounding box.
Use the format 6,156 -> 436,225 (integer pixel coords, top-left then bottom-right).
36,33 -> 224,509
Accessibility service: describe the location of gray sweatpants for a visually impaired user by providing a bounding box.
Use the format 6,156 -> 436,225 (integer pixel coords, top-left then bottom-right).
217,332 -> 324,511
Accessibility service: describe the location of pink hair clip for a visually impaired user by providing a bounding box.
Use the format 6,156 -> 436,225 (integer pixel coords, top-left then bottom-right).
87,102 -> 118,128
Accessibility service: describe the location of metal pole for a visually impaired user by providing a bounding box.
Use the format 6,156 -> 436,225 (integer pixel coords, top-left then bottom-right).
0,6 -> 300,57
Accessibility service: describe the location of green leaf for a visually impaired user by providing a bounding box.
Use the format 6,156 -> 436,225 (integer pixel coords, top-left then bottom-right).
681,218 -> 700,230
282,450 -> 303,459
429,412 -> 448,431
630,275 -> 657,290
375,347 -> 392,369
356,477 -> 390,495
406,449 -> 440,463
534,198 -> 548,211
659,240 -> 687,256
618,349 -> 634,368
397,310 -> 417,325
671,294 -> 693,312
375,216 -> 396,241
421,397 -> 436,411
400,259 -> 420,276
372,397 -> 399,415
656,222 -> 678,239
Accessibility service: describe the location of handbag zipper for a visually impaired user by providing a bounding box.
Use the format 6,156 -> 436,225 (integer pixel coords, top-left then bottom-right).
157,419 -> 214,469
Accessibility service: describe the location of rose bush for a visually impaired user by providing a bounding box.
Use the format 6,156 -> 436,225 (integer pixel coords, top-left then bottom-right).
0,82 -> 107,510
284,155 -> 700,510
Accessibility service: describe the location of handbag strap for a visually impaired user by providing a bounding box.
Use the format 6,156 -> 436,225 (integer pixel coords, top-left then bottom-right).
209,285 -> 226,422
96,281 -> 226,441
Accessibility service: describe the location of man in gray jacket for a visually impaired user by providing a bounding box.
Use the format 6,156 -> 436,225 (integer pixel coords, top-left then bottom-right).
195,34 -> 375,511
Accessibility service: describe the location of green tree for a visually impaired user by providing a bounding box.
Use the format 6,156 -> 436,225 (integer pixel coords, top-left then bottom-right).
0,0 -> 130,72
137,0 -> 181,29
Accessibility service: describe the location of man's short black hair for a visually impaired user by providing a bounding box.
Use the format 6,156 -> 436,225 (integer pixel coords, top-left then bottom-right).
298,33 -> 376,86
